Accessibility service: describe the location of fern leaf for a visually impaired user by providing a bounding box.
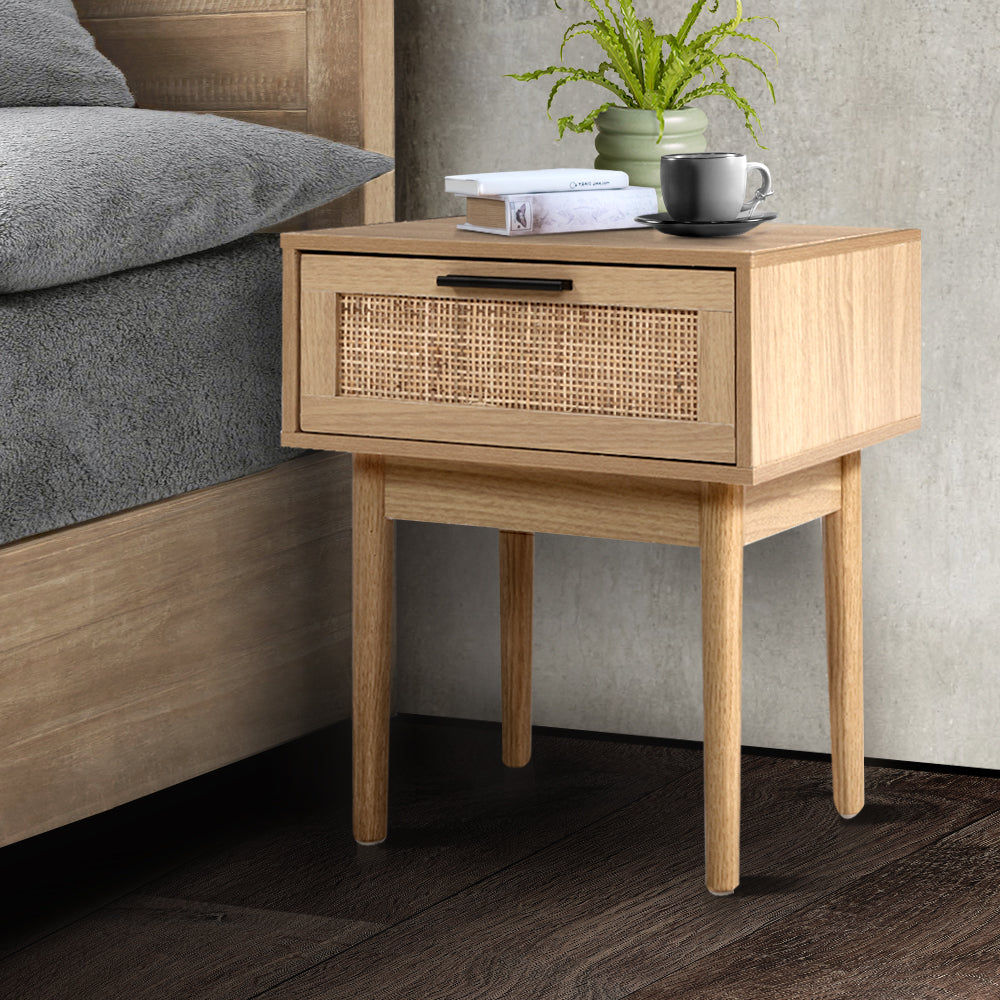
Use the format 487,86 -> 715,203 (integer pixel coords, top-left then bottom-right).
543,64 -> 631,113
676,79 -> 766,146
688,22 -> 734,55
506,63 -> 577,83
580,22 -> 645,102
595,0 -> 625,39
718,51 -> 776,103
560,20 -> 602,61
657,34 -> 699,106
675,0 -> 710,46
616,0 -> 644,73
688,2 -> 751,53
638,18 -> 664,96
556,99 -> 618,136
742,15 -> 780,32
725,30 -> 779,62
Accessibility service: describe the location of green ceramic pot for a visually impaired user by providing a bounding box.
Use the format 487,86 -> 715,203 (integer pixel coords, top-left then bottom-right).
594,106 -> 708,210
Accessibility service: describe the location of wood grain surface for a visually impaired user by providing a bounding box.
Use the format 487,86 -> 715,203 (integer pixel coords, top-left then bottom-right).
77,1 -> 305,16
383,459 -> 703,546
742,458 -> 842,542
0,454 -> 351,848
0,895 -> 380,1000
700,483 -> 745,895
303,0 -> 394,229
253,750 -> 1000,1000
351,455 -> 394,845
84,12 -> 308,110
746,240 -> 921,468
281,248 -> 303,433
302,396 -> 737,464
298,253 -> 735,312
631,810 -> 1000,998
500,531 -> 534,768
824,452 -> 865,818
108,720 -> 706,925
281,218 -> 920,270
282,429 -> 756,484
1,718 -> 998,999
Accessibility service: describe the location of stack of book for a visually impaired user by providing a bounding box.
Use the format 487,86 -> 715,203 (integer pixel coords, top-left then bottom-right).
445,168 -> 657,236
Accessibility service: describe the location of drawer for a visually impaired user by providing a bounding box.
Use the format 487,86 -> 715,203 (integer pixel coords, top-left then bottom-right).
297,254 -> 736,463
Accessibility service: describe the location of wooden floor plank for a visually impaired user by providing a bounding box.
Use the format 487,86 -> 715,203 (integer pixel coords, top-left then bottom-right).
631,809 -> 1000,998
0,895 -> 384,1000
2,718 -> 999,1000
253,760 -> 1000,1000
135,718 -> 703,926
0,719 -> 357,958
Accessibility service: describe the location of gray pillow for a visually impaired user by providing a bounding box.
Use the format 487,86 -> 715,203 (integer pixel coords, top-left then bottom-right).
2,0 -> 134,107
0,106 -> 395,292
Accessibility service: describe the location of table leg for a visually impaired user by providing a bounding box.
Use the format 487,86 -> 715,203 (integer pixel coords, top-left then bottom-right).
500,530 -> 533,767
700,483 -> 744,896
352,453 -> 394,845
823,451 -> 864,819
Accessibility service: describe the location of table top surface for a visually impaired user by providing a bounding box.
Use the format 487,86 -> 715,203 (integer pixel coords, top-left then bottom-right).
281,217 -> 920,270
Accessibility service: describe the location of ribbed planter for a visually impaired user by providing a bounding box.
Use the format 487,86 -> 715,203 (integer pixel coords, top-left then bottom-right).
594,106 -> 708,210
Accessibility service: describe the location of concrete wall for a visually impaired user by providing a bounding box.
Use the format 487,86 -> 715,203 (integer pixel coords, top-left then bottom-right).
391,1 -> 1000,769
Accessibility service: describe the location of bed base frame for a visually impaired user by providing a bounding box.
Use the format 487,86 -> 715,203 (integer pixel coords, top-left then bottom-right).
0,0 -> 393,847
0,455 -> 350,846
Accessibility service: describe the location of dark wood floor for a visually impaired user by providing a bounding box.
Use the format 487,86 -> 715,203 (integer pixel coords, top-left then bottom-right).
3,715 -> 1000,999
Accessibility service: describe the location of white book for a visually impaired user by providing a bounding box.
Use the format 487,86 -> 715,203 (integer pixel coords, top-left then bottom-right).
457,187 -> 658,236
445,167 -> 629,197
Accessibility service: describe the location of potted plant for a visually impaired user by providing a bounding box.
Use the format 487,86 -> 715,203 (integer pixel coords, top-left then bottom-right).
509,0 -> 778,194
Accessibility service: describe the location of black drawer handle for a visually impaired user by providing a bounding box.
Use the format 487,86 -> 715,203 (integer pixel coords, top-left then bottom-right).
436,274 -> 573,292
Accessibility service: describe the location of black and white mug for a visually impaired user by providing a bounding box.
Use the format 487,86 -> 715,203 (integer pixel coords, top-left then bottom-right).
660,152 -> 772,223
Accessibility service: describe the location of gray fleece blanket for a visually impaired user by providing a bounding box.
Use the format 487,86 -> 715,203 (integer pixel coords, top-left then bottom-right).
1,0 -> 134,108
0,106 -> 393,292
0,234 -> 301,545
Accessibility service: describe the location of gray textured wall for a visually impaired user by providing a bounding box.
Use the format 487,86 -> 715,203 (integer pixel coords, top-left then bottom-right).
391,1 -> 1000,768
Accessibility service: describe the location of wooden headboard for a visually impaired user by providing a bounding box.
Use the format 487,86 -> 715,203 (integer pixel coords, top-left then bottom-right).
74,0 -> 394,230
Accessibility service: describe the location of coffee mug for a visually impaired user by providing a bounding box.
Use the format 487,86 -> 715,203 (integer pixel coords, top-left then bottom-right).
660,153 -> 772,223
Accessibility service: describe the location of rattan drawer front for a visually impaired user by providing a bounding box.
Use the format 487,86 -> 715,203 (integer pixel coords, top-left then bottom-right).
337,293 -> 700,421
299,255 -> 735,463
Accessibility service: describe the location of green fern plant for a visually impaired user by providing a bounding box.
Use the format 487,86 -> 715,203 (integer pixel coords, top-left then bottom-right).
508,0 -> 778,146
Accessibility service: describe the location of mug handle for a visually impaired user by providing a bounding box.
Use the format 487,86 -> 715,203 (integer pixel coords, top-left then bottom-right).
740,162 -> 772,215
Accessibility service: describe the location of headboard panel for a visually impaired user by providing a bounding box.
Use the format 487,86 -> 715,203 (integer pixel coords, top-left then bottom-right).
74,0 -> 394,229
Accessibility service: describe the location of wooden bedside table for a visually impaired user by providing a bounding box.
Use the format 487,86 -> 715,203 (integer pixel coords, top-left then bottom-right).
280,218 -> 920,895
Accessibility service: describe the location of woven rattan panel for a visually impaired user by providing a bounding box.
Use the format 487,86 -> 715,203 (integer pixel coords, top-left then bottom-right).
337,294 -> 699,421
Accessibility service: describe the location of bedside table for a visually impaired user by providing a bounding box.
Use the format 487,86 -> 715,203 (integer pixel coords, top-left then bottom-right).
280,218 -> 921,895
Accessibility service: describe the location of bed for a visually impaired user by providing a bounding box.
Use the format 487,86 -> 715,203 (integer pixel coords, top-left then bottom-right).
0,0 -> 393,847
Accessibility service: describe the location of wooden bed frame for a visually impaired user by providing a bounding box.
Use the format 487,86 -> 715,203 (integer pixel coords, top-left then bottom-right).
0,0 -> 393,848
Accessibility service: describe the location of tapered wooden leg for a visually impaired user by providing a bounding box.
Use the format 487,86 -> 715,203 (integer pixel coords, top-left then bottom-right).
500,530 -> 533,767
824,451 -> 864,820
352,454 -> 394,845
700,483 -> 744,896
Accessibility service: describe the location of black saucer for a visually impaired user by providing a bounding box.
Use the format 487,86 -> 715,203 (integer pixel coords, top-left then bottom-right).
634,212 -> 777,237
